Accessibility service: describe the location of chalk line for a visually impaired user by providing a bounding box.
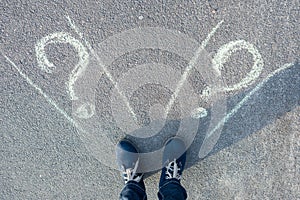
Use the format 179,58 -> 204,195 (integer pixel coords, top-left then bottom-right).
191,107 -> 208,119
1,51 -> 86,134
165,20 -> 224,117
205,62 -> 295,139
65,15 -> 138,122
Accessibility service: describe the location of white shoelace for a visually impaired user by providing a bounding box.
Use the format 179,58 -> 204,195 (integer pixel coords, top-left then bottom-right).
122,159 -> 142,184
165,159 -> 182,180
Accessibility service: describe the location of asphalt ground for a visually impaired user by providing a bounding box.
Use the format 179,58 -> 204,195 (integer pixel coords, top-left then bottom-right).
1,0 -> 299,199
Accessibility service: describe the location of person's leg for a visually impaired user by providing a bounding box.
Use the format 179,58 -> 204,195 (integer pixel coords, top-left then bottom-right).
116,139 -> 147,200
119,180 -> 147,200
157,137 -> 188,200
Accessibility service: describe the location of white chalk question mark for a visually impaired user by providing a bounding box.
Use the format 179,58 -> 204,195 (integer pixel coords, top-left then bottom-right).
35,32 -> 89,101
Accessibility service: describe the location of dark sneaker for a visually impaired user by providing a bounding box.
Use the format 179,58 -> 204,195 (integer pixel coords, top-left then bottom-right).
116,139 -> 144,186
159,137 -> 187,187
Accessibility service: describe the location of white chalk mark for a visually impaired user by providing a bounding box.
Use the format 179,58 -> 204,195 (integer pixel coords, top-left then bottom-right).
201,86 -> 212,98
191,107 -> 208,119
75,102 -> 95,119
1,52 -> 86,134
35,32 -> 89,100
205,62 -> 295,140
65,15 -> 138,122
212,40 -> 264,92
165,20 -> 224,117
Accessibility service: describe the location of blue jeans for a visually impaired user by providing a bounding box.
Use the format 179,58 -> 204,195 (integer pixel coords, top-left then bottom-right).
119,179 -> 187,200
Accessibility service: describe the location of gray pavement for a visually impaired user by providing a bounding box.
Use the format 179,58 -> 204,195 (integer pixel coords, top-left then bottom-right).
1,0 -> 299,199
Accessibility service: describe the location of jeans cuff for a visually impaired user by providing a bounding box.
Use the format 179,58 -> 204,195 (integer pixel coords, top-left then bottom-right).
120,181 -> 147,200
158,179 -> 187,200
159,178 -> 181,189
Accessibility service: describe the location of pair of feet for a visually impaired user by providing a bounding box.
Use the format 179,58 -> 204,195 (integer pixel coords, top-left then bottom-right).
116,137 -> 186,189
